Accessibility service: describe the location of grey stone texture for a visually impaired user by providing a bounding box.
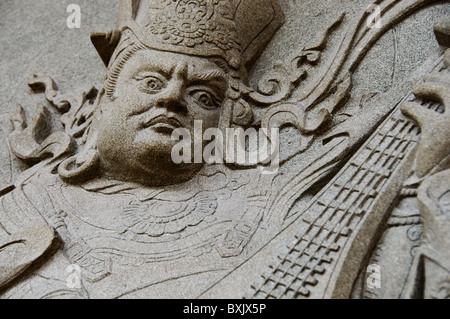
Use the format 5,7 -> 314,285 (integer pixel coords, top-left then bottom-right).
0,0 -> 449,299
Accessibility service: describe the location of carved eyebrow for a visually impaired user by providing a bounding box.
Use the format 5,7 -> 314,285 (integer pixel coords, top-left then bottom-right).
133,62 -> 175,78
133,63 -> 228,91
189,69 -> 228,84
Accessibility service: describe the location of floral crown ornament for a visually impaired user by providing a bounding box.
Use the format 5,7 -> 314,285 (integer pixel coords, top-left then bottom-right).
91,0 -> 284,73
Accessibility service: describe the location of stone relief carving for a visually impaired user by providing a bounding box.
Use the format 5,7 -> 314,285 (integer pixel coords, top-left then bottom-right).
0,0 -> 448,299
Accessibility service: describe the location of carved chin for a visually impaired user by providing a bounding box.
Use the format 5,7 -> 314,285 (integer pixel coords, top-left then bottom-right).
98,137 -> 201,187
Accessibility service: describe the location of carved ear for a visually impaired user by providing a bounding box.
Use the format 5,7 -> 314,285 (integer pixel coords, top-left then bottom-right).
232,99 -> 254,126
90,30 -> 121,67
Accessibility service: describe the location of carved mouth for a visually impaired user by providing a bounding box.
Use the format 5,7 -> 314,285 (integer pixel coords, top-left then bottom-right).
143,115 -> 183,133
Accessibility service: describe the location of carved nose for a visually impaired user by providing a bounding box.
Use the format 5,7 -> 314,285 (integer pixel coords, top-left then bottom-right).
155,81 -> 188,114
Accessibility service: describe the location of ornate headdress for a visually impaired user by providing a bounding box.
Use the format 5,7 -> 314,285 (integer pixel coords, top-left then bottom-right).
91,0 -> 284,72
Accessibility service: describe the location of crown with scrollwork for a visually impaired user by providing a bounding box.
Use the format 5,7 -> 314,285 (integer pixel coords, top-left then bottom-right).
91,0 -> 284,72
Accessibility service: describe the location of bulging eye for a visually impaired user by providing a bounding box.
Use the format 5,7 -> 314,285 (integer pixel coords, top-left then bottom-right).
191,90 -> 219,109
144,77 -> 164,93
135,75 -> 166,94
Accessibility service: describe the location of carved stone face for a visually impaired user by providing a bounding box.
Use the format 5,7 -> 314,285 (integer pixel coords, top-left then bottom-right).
96,49 -> 229,186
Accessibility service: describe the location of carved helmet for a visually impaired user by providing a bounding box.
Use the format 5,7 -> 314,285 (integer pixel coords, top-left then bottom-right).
91,0 -> 284,74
